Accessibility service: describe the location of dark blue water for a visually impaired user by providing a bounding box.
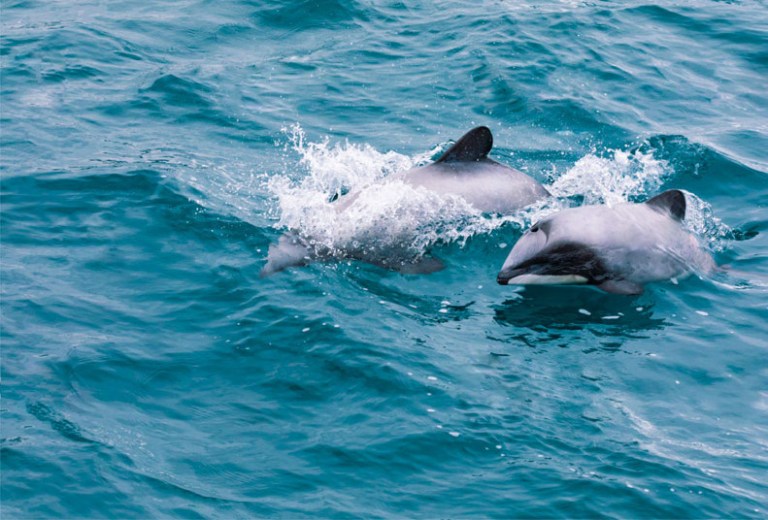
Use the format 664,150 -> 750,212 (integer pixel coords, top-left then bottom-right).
2,1 -> 767,517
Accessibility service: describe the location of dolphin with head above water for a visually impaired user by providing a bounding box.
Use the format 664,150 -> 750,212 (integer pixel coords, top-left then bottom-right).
496,189 -> 716,295
262,126 -> 550,275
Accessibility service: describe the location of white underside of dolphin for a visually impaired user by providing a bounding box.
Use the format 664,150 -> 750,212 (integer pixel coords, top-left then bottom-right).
262,126 -> 549,276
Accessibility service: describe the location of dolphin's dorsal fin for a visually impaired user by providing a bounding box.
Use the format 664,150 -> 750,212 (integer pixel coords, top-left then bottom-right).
435,126 -> 493,163
645,189 -> 686,221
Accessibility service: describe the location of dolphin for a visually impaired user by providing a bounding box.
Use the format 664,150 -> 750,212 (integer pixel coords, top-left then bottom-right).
384,126 -> 549,214
496,190 -> 716,295
262,126 -> 550,275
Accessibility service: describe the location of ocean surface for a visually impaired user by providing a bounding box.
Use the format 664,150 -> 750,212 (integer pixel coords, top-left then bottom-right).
2,0 -> 767,517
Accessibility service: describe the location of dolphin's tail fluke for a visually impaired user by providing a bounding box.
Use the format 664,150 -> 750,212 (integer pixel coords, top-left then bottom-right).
260,232 -> 315,277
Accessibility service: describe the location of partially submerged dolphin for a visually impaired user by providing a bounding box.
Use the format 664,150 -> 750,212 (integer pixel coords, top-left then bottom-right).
496,190 -> 716,295
263,126 -> 549,275
383,126 -> 549,214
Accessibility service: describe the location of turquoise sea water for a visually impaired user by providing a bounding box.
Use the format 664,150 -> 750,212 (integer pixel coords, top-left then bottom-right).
2,0 -> 768,517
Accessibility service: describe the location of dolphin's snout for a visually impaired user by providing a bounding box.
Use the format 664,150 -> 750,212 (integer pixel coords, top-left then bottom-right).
497,266 -> 525,285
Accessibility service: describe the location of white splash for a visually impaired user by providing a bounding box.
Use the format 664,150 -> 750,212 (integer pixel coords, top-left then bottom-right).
548,149 -> 669,206
277,123 -> 421,195
682,191 -> 732,252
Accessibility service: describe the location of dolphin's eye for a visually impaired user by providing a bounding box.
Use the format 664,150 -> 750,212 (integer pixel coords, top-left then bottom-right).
529,220 -> 550,237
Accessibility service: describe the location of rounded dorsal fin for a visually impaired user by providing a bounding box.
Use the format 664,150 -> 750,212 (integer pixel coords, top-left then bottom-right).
435,126 -> 493,163
645,189 -> 686,221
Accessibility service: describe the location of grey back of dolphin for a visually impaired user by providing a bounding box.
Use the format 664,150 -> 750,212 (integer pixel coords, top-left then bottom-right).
394,126 -> 549,214
496,190 -> 716,294
262,126 -> 550,276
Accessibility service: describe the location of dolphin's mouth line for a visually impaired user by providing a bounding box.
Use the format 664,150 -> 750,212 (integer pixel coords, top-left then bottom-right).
497,259 -> 558,285
497,266 -> 528,285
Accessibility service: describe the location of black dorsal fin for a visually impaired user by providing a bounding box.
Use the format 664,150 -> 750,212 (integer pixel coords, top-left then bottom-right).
435,126 -> 493,163
645,189 -> 686,221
